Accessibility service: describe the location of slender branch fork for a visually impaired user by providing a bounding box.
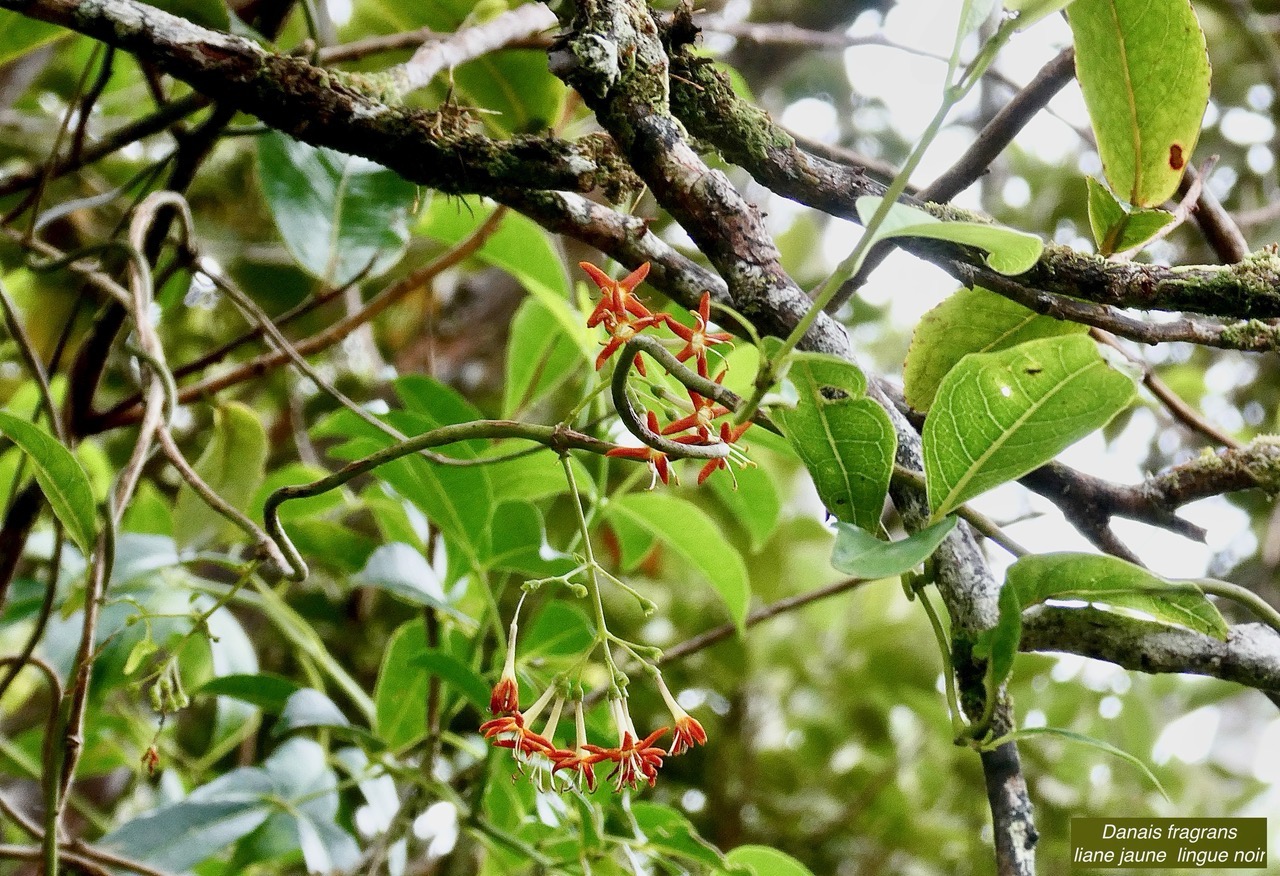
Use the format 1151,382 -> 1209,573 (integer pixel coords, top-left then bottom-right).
0,2 -> 1277,876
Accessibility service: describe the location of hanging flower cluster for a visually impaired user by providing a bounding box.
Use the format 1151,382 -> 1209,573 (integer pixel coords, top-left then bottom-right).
479,630 -> 706,793
580,261 -> 752,487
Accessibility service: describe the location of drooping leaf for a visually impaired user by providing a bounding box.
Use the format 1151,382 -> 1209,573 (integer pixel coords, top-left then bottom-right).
356,543 -> 453,612
768,349 -> 896,532
1085,177 -> 1174,255
1067,0 -> 1211,206
952,0 -> 998,60
173,402 -> 267,550
830,517 -> 957,580
904,286 -> 1086,411
856,197 -> 1044,275
604,492 -> 751,630
258,130 -> 418,285
980,552 -> 1229,690
923,335 -> 1136,519
995,726 -> 1168,799
260,738 -> 361,874
0,410 -> 97,555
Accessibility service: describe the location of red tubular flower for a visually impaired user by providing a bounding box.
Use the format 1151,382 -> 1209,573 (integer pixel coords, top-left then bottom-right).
479,713 -> 555,757
580,261 -> 654,328
665,292 -> 733,377
489,631 -> 520,715
607,411 -> 675,487
595,314 -> 663,371
655,674 -> 708,756
661,382 -> 730,442
583,699 -> 669,791
550,701 -> 601,792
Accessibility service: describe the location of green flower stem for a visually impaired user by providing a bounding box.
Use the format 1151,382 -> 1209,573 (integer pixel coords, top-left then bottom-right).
561,455 -> 620,688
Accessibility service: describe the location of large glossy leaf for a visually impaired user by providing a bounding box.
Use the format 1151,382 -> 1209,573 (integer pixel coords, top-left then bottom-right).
903,286 -> 1086,411
923,335 -> 1136,519
857,197 -> 1043,275
0,410 -> 97,555
830,517 -> 957,580
356,543 -> 454,613
632,802 -> 722,868
604,492 -> 751,630
173,402 -> 267,550
409,649 -> 491,713
981,552 -> 1229,690
1085,177 -> 1174,255
1067,0 -> 1211,206
258,131 -> 418,285
769,350 -> 896,532
419,197 -> 589,355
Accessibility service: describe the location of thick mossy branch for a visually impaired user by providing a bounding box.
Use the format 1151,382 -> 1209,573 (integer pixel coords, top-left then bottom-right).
664,22 -> 1280,321
0,0 -> 608,195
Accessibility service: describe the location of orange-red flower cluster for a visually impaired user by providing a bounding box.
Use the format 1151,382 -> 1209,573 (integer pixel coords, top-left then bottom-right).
581,261 -> 751,488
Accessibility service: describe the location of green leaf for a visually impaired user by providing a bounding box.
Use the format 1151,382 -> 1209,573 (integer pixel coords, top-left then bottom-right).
409,649 -> 491,713
355,543 -> 453,612
419,197 -> 589,356
258,130 -> 418,285
1008,552 -> 1229,636
830,517 -> 957,579
199,673 -> 302,713
923,335 -> 1136,518
374,619 -> 432,746
980,552 -> 1229,690
276,689 -> 350,735
632,802 -> 722,868
715,845 -> 817,876
768,349 -> 896,532
604,492 -> 751,630
953,0 -> 998,58
995,726 -> 1168,799
173,402 -> 267,550
0,410 -> 97,555
1067,0 -> 1211,206
904,286 -> 1086,411
856,197 -> 1044,275
1007,0 -> 1079,30
0,13 -> 62,66
504,297 -> 588,416
1085,177 -> 1174,255
99,768 -> 275,872
708,461 -> 781,553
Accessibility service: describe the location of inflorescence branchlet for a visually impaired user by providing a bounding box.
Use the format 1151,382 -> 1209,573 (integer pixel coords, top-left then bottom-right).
477,262 -> 733,792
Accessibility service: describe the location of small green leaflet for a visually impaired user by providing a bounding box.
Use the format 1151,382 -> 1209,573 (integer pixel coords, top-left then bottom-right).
992,726 -> 1168,799
1068,0 -> 1211,207
1085,178 -> 1174,256
830,517 -> 957,580
979,552 -> 1229,691
0,410 -> 97,555
767,345 -> 897,532
856,197 -> 1043,275
904,286 -> 1085,412
923,335 -> 1136,519
604,491 -> 751,630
